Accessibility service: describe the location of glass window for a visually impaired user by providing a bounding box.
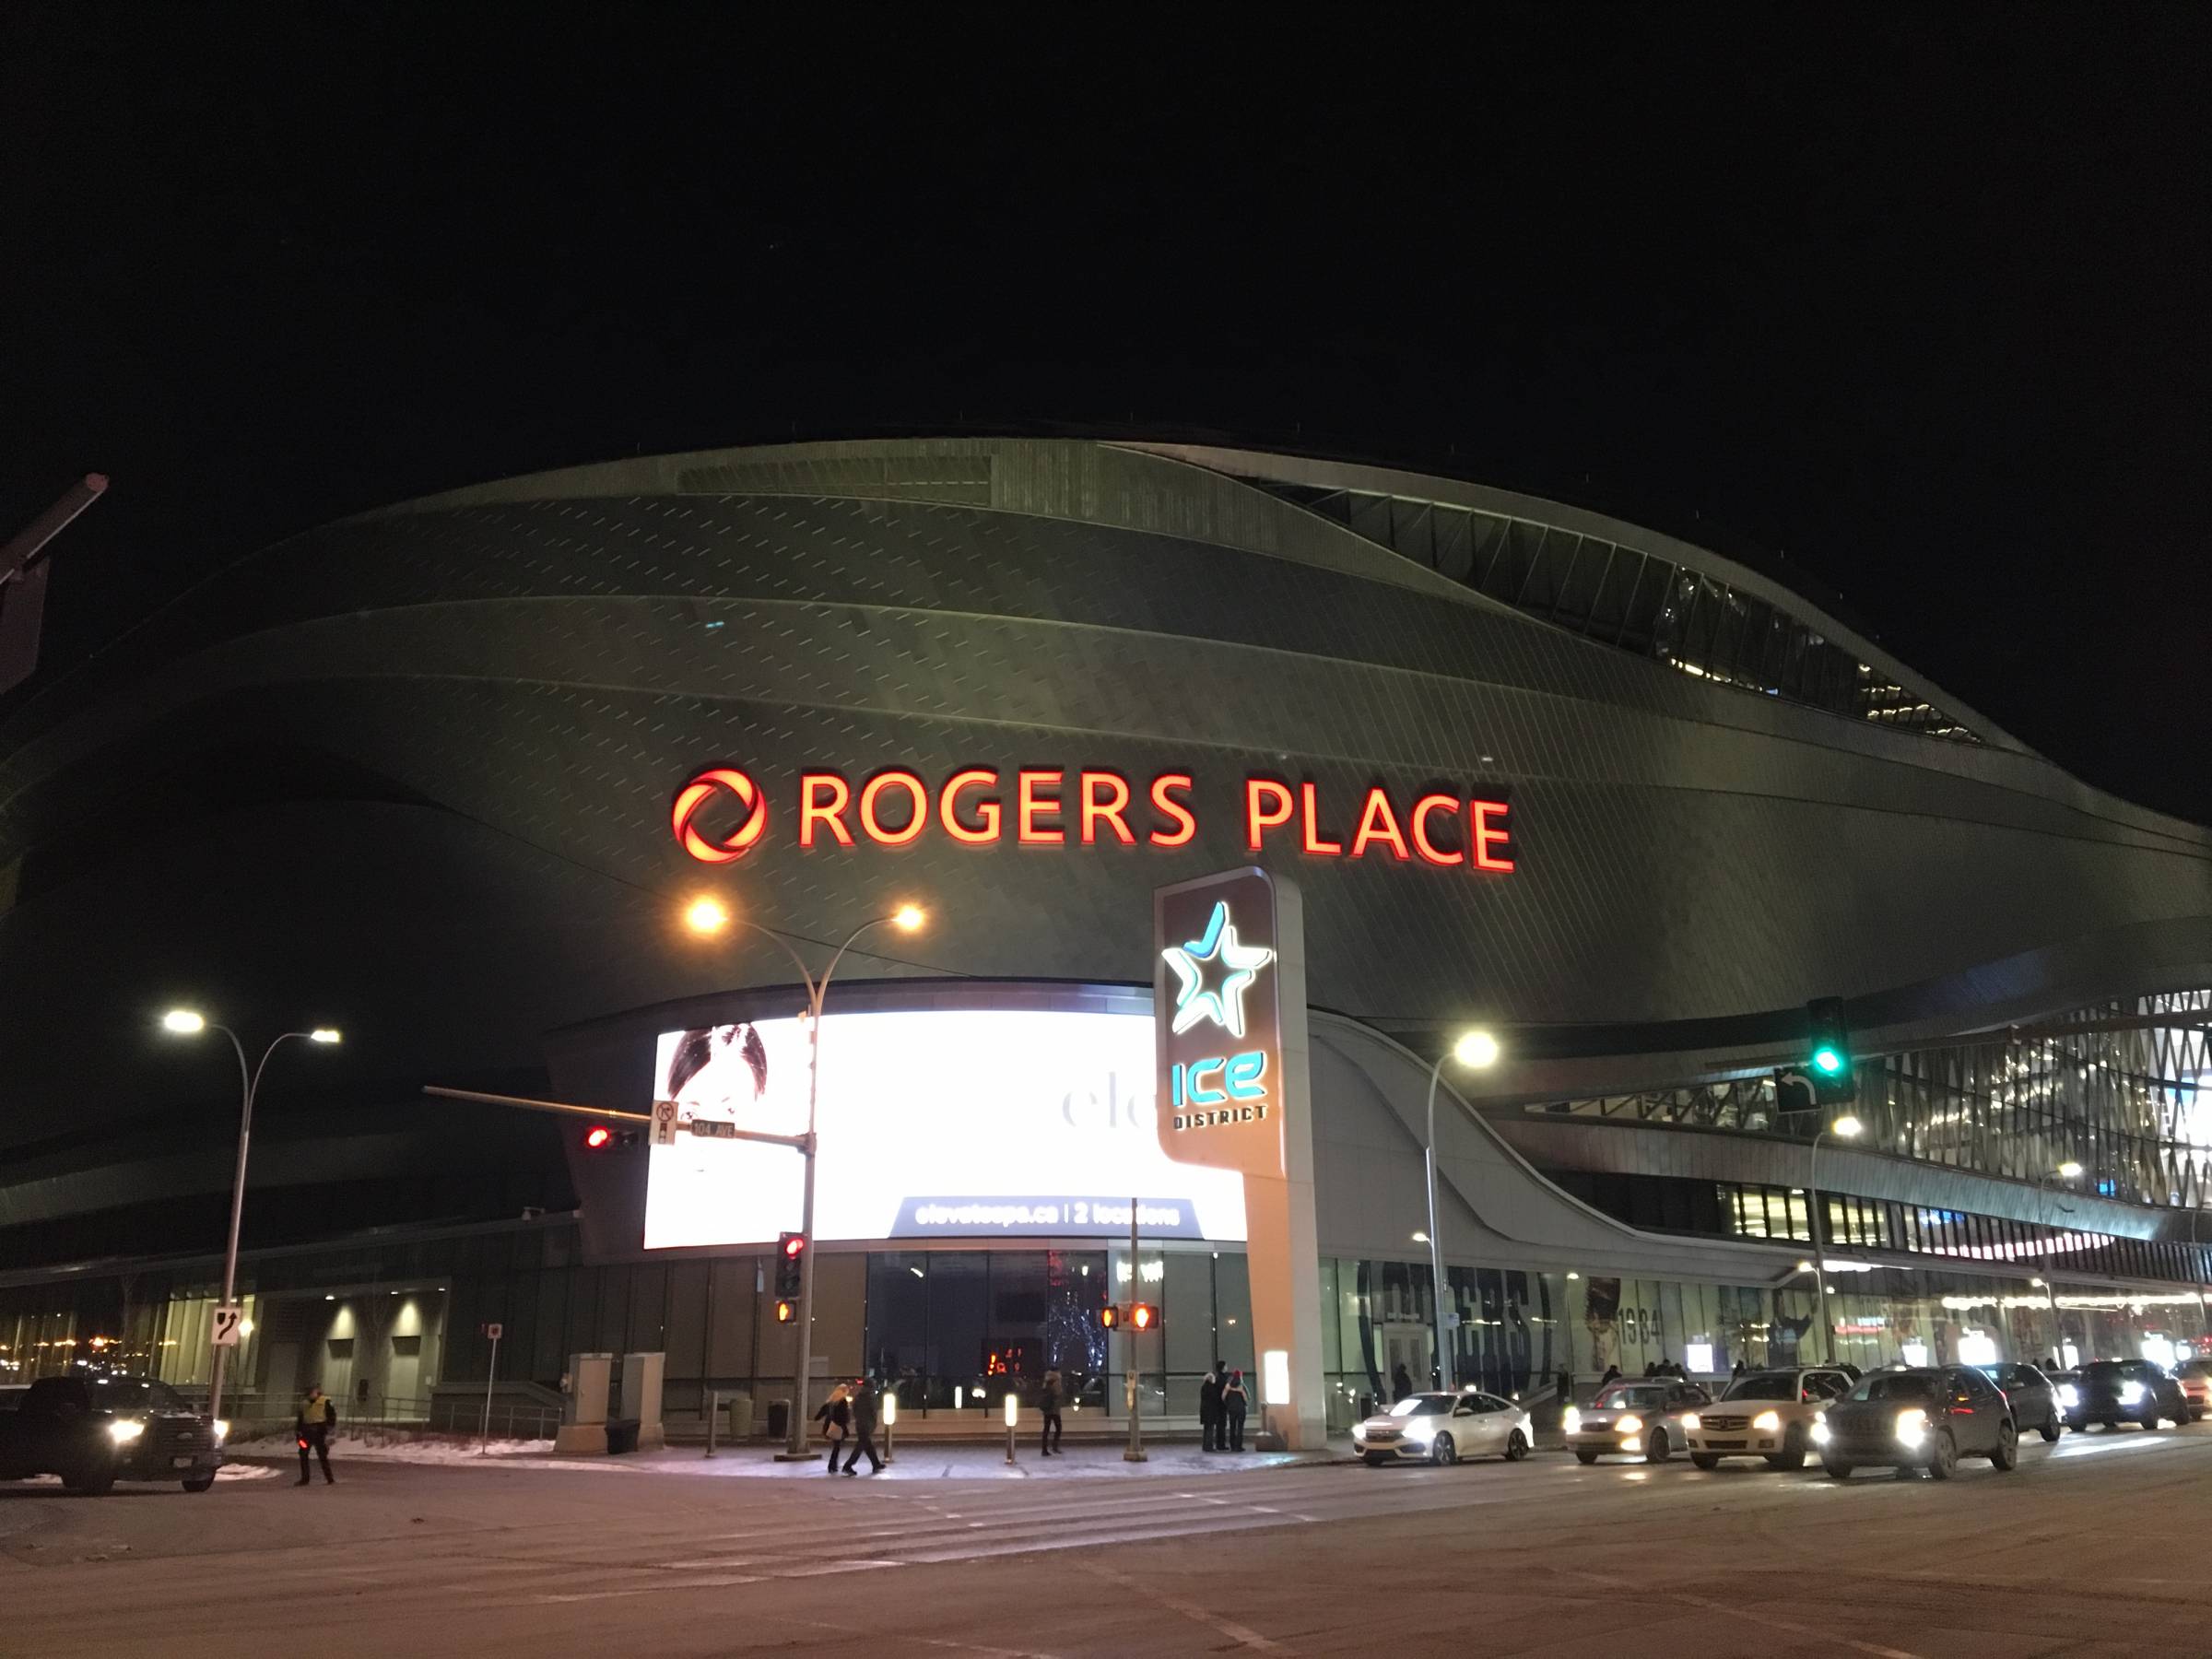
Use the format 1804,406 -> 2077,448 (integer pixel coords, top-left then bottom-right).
1851,1372 -> 1940,1402
1722,1371 -> 1802,1401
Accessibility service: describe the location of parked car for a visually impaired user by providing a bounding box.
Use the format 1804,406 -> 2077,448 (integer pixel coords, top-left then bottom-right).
2171,1358 -> 2211,1421
1563,1378 -> 1710,1465
1975,1360 -> 2064,1441
1353,1389 -> 1535,1465
2062,1359 -> 2191,1431
1680,1366 -> 1854,1469
1816,1365 -> 2018,1479
0,1372 -> 222,1495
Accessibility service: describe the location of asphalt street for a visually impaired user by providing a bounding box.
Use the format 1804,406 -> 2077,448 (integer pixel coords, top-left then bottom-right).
5,1424 -> 2209,1657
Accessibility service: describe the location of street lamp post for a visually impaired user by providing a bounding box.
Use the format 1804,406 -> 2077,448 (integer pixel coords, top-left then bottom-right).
2038,1159 -> 2084,1364
1806,1113 -> 1863,1365
1422,1030 -> 1501,1391
685,896 -> 924,1460
160,1011 -> 340,1430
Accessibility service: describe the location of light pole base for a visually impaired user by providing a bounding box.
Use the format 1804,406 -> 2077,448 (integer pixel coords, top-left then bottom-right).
1122,1448 -> 1148,1462
773,1450 -> 823,1463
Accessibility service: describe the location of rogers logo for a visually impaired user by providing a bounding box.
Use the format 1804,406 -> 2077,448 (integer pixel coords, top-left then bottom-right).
670,768 -> 766,863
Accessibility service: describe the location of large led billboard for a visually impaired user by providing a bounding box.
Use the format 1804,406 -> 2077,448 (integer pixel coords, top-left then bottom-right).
642,1007 -> 1246,1250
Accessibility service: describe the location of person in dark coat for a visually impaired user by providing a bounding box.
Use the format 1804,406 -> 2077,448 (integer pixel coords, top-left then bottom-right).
841,1378 -> 883,1475
1392,1361 -> 1414,1404
1198,1364 -> 1223,1450
1599,1364 -> 1621,1387
294,1385 -> 336,1486
1039,1369 -> 1065,1455
1220,1368 -> 1250,1452
813,1385 -> 852,1475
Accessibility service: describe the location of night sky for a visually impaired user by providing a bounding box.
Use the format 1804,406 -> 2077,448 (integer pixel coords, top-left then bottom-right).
6,8 -> 2206,820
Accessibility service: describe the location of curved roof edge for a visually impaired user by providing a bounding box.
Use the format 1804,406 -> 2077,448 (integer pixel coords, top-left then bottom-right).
1122,441 -> 2030,758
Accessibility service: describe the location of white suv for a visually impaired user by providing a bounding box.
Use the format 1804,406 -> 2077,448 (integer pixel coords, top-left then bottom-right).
1682,1367 -> 1854,1469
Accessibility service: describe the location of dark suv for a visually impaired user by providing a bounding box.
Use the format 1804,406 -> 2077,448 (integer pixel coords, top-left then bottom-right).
1815,1366 -> 2018,1480
1975,1360 -> 2064,1441
0,1373 -> 220,1495
2064,1359 -> 2190,1432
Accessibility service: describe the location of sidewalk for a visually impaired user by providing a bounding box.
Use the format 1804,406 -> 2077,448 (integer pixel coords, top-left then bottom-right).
225,1433 -> 1350,1481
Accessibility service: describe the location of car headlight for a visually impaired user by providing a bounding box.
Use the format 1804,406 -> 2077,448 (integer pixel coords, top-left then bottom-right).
2057,1384 -> 2078,1407
1562,1406 -> 1581,1435
1751,1410 -> 1783,1432
2119,1382 -> 2145,1406
1811,1415 -> 1831,1445
107,1419 -> 146,1445
1679,1412 -> 1701,1432
213,1419 -> 230,1443
1895,1407 -> 1928,1447
1615,1414 -> 1642,1434
1404,1418 -> 1438,1444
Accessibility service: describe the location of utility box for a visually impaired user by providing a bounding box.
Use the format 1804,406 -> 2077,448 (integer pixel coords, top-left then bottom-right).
623,1351 -> 666,1451
727,1394 -> 755,1439
553,1352 -> 613,1454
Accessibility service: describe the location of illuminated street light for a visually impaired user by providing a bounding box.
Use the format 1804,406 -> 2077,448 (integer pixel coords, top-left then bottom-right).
688,897 -> 932,1461
2056,1159 -> 2084,1180
1424,1028 -> 1508,1390
159,1010 -> 343,1435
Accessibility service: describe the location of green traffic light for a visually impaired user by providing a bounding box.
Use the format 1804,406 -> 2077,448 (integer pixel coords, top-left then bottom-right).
1811,1045 -> 1847,1076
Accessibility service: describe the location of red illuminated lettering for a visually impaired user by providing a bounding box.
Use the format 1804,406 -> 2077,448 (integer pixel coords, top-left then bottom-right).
1245,780 -> 1294,850
1410,794 -> 1465,866
1348,788 -> 1411,861
1299,782 -> 1342,856
799,773 -> 853,846
939,769 -> 1001,843
1471,800 -> 1514,871
857,771 -> 927,845
1018,770 -> 1065,844
1149,774 -> 1196,846
1079,771 -> 1135,845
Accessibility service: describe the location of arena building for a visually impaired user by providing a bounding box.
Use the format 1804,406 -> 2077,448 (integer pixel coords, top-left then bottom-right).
3,438 -> 2209,1434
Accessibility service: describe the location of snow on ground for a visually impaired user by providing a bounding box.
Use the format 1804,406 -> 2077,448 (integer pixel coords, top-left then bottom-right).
226,1433 -> 553,1464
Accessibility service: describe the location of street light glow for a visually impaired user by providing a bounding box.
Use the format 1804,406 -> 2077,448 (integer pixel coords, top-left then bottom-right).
309,1028 -> 342,1044
684,895 -> 730,935
161,1008 -> 206,1034
1453,1030 -> 1500,1068
893,904 -> 925,932
1830,1114 -> 1864,1138
2056,1159 -> 2084,1180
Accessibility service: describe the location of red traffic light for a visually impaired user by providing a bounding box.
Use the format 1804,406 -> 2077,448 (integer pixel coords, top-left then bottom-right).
582,1125 -> 613,1150
774,1299 -> 796,1324
782,1233 -> 806,1258
1129,1302 -> 1158,1331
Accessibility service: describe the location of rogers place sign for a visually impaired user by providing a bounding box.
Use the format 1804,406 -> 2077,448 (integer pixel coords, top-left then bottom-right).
672,766 -> 1515,871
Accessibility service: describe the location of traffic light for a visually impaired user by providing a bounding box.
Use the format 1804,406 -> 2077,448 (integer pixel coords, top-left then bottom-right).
1805,996 -> 1854,1104
774,1299 -> 795,1324
582,1124 -> 613,1150
775,1231 -> 806,1298
1128,1302 -> 1159,1332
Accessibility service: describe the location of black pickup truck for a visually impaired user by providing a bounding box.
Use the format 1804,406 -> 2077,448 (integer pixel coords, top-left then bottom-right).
0,1373 -> 221,1494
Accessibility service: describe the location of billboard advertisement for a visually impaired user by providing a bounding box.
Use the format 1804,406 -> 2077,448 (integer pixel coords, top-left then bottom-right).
642,1007 -> 1247,1250
1154,866 -> 1290,1179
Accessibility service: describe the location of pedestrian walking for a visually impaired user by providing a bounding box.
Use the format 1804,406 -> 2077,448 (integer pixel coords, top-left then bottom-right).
294,1384 -> 336,1486
1392,1361 -> 1414,1404
814,1383 -> 852,1474
1198,1362 -> 1223,1451
1221,1368 -> 1250,1451
841,1377 -> 884,1475
1039,1369 -> 1065,1455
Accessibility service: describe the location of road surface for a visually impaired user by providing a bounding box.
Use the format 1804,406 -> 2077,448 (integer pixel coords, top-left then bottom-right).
5,1424 -> 2209,1655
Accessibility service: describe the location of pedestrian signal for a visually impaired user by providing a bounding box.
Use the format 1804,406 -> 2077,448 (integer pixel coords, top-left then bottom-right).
1129,1302 -> 1159,1331
774,1299 -> 796,1324
1100,1305 -> 1120,1329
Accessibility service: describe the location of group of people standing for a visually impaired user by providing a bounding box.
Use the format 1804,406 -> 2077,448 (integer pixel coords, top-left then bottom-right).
1197,1359 -> 1251,1452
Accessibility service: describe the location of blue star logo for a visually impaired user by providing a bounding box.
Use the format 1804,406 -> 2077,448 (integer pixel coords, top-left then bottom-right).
1161,900 -> 1276,1038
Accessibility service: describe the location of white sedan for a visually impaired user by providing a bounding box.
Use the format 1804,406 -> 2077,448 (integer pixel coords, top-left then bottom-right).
1353,1390 -> 1535,1465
